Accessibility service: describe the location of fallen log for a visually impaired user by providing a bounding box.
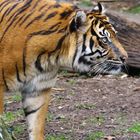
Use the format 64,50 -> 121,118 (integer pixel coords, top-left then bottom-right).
107,13 -> 140,75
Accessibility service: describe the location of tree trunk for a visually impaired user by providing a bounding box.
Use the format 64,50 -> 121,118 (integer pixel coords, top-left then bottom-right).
107,13 -> 140,75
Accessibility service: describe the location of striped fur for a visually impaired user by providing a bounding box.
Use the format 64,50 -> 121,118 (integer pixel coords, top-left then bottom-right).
0,0 -> 127,140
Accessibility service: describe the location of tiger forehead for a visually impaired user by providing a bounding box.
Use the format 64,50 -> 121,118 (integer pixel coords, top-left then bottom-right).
87,13 -> 115,33
87,13 -> 112,28
87,12 -> 109,21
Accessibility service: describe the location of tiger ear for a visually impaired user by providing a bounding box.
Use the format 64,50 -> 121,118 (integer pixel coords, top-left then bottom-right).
70,11 -> 87,32
92,3 -> 105,14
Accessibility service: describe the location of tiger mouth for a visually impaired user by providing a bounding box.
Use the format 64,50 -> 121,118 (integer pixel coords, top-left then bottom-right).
89,60 -> 124,75
106,60 -> 123,65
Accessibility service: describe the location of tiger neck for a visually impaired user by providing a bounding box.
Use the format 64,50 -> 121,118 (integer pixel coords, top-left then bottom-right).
57,31 -> 77,70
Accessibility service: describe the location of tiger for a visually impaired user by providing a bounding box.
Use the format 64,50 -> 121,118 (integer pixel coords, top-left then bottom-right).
0,0 -> 128,140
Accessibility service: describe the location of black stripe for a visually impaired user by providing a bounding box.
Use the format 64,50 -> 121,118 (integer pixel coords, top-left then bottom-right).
32,0 -> 40,10
38,3 -> 48,12
55,34 -> 67,51
0,0 -> 33,42
6,3 -> 19,16
94,50 -> 102,56
82,34 -> 86,52
99,22 -> 104,28
84,49 -> 103,57
15,63 -> 22,83
2,68 -> 9,91
24,105 -> 43,117
72,47 -> 78,67
29,29 -> 58,36
0,0 -> 9,8
19,12 -> 33,26
23,47 -> 27,77
25,13 -> 44,29
54,3 -> 61,8
49,22 -> 61,30
0,6 -> 11,23
35,51 -> 46,72
69,18 -> 77,32
58,26 -> 67,33
91,21 -> 100,41
103,28 -> 106,35
0,19 -> 15,42
26,28 -> 59,43
13,14 -> 26,27
44,11 -> 58,22
95,20 -> 98,26
79,56 -> 92,65
0,0 -> 11,12
90,37 -> 94,51
0,3 -> 18,23
7,0 -> 32,23
60,9 -> 73,19
25,24 -> 61,46
49,34 -> 68,54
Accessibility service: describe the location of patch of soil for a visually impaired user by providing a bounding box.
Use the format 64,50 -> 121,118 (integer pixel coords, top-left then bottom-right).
47,74 -> 140,140
6,74 -> 140,140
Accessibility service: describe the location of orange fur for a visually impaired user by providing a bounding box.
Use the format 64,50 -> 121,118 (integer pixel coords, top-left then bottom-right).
0,0 -> 75,82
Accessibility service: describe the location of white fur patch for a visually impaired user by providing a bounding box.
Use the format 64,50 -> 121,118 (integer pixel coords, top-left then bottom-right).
76,11 -> 86,23
73,39 -> 91,72
23,96 -> 46,140
21,68 -> 58,95
93,4 -> 106,14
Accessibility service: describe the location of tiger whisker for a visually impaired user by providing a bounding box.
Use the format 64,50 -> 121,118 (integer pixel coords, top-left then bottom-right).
90,61 -> 106,75
123,63 -> 129,74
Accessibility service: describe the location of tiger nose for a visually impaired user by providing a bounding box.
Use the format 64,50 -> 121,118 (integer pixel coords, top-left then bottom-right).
119,55 -> 127,63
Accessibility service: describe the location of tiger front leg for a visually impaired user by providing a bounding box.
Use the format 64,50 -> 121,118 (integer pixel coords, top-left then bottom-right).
22,89 -> 51,140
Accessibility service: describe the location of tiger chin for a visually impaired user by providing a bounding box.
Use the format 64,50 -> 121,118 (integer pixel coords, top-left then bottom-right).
0,0 -> 127,140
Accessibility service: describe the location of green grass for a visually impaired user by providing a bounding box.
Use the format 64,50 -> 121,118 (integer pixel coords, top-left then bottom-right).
3,112 -> 16,123
87,115 -> 105,126
128,5 -> 140,14
12,94 -> 22,102
46,135 -> 68,140
127,123 -> 140,134
3,109 -> 24,123
79,0 -> 92,7
13,124 -> 25,135
67,79 -> 76,85
86,131 -> 105,140
59,70 -> 69,76
47,113 -> 54,122
115,113 -> 127,125
16,109 -> 24,116
75,103 -> 95,110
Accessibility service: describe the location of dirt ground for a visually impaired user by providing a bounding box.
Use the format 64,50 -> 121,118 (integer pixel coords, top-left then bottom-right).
5,73 -> 140,140
3,0 -> 140,140
48,74 -> 140,140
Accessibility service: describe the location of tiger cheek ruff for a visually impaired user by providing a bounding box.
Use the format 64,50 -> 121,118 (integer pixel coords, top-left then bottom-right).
0,0 -> 127,140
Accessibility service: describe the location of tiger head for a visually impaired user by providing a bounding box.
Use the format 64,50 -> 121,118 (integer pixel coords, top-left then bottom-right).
69,3 -> 128,75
